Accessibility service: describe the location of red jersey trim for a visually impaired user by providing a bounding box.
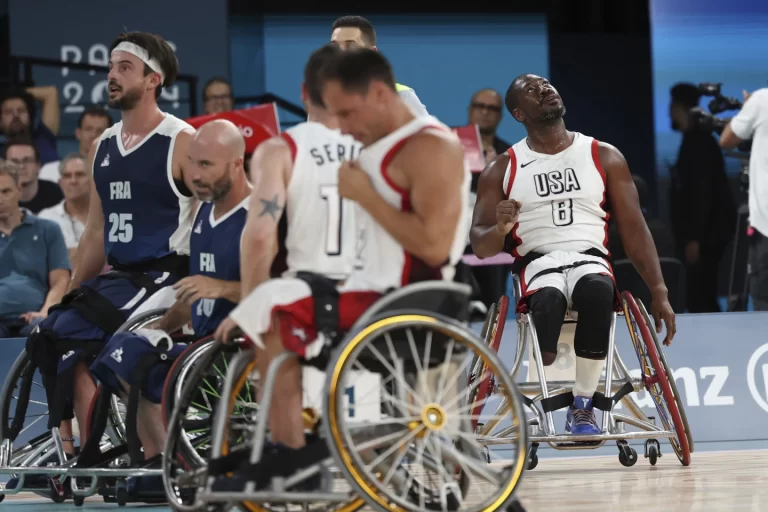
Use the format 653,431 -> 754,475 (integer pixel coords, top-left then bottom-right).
504,147 -> 518,198
591,138 -> 611,252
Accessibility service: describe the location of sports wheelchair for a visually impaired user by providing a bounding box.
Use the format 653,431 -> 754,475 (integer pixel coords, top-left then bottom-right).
470,274 -> 694,470
166,281 -> 529,512
0,307 -> 213,506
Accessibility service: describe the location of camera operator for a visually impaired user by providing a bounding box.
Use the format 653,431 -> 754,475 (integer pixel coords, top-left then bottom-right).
720,88 -> 768,311
669,83 -> 736,313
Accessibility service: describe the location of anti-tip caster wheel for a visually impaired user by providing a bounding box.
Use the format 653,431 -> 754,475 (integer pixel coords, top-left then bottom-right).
48,477 -> 66,503
645,439 -> 662,466
527,443 -> 539,470
115,479 -> 128,507
617,441 -> 638,467
74,495 -> 85,507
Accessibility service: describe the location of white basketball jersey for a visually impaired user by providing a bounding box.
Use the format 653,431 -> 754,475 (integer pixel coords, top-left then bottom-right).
502,133 -> 609,257
343,116 -> 471,293
281,122 -> 362,280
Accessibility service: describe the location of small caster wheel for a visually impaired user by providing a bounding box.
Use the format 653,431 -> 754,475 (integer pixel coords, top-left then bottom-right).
645,439 -> 661,466
617,441 -> 638,467
49,477 -> 66,503
115,479 -> 129,507
74,495 -> 85,507
527,442 -> 539,470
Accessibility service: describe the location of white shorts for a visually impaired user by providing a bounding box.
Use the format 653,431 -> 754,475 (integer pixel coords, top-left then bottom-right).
519,250 -> 613,307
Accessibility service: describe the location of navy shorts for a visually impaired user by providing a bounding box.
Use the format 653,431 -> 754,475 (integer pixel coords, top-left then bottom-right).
90,331 -> 188,404
48,271 -> 178,376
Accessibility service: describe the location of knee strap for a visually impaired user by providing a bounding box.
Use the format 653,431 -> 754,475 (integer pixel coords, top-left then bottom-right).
296,271 -> 341,368
528,287 -> 568,355
571,274 -> 615,359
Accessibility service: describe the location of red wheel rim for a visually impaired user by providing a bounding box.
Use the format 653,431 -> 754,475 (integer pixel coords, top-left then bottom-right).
471,295 -> 509,429
622,291 -> 691,466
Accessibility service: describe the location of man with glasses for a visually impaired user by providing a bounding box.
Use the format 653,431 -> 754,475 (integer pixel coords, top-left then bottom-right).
4,137 -> 63,213
469,88 -> 510,164
203,77 -> 234,114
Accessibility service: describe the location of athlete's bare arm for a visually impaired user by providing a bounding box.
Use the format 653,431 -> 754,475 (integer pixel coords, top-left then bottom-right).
469,153 -> 521,258
172,128 -> 200,214
68,139 -> 106,292
600,142 -> 676,344
240,136 -> 292,298
343,132 -> 464,266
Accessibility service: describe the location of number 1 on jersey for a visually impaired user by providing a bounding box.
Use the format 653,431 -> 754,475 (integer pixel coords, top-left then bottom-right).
319,185 -> 343,255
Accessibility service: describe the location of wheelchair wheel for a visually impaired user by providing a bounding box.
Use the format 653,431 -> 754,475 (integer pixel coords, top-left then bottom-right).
162,341 -> 260,511
115,308 -> 170,333
622,292 -> 691,466
468,296 -> 509,431
324,312 -> 526,512
635,298 -> 694,454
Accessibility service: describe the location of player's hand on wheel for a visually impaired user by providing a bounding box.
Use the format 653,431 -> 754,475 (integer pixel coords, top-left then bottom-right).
338,160 -> 373,203
214,317 -> 240,344
496,199 -> 521,235
650,292 -> 676,346
173,275 -> 222,305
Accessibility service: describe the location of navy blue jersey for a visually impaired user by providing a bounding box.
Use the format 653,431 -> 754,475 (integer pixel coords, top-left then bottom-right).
92,114 -> 195,268
189,199 -> 248,337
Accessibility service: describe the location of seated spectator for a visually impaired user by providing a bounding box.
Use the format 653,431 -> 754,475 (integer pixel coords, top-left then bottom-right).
0,160 -> 70,338
469,88 -> 511,166
40,106 -> 113,183
38,153 -> 90,261
0,86 -> 61,165
608,174 -> 676,260
5,137 -> 63,213
203,77 -> 234,114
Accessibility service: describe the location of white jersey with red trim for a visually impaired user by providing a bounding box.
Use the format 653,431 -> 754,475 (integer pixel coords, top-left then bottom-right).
280,122 -> 362,280
503,132 -> 609,257
342,115 -> 471,293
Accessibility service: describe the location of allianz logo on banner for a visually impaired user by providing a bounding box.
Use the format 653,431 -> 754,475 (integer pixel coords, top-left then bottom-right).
518,342 -> 768,411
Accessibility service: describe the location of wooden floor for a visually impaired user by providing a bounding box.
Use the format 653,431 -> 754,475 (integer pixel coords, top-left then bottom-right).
3,449 -> 766,511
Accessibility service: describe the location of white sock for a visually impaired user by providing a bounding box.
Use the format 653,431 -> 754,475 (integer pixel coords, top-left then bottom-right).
572,357 -> 605,399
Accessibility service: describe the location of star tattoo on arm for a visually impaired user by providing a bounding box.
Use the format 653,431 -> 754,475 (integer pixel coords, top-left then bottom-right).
259,195 -> 284,221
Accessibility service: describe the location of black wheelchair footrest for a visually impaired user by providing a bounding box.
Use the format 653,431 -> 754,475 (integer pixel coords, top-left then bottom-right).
552,441 -> 603,449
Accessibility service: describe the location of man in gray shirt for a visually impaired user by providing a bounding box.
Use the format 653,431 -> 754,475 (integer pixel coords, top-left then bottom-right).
330,15 -> 429,117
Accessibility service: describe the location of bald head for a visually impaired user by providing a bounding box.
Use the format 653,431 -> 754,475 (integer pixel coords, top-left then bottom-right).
187,119 -> 247,203
192,119 -> 246,159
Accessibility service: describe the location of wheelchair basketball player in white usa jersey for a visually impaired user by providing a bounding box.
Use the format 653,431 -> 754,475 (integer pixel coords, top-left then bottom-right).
470,74 -> 676,436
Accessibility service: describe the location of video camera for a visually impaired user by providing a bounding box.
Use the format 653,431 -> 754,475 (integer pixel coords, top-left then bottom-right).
688,82 -> 751,152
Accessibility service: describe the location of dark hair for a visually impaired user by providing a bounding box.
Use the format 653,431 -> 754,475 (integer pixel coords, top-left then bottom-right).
0,88 -> 37,127
109,31 -> 179,99
670,82 -> 700,110
77,106 -> 113,128
304,44 -> 343,107
4,136 -> 40,162
504,74 -> 528,116
203,77 -> 232,101
320,48 -> 396,96
331,15 -> 376,46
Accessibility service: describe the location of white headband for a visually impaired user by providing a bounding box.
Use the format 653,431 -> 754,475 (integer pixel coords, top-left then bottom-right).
111,41 -> 166,83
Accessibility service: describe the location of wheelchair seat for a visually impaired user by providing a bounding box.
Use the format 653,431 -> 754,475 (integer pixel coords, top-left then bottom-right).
349,281 -> 473,334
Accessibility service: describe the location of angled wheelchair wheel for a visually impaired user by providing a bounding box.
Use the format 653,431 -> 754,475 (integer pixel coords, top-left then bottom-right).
635,298 -> 695,454
468,296 -> 509,431
115,308 -> 170,333
622,292 -> 691,466
324,312 -> 526,512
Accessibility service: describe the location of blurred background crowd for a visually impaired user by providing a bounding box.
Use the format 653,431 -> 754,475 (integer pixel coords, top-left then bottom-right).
1,0 -> 766,338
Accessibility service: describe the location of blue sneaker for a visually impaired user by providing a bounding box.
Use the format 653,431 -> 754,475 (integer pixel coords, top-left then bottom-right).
565,396 -> 600,435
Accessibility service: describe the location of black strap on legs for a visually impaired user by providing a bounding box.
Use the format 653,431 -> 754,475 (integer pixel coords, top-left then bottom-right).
126,353 -> 164,464
76,386 -> 114,467
49,286 -> 126,335
592,382 -> 634,412
101,271 -> 161,298
527,260 -> 611,289
295,271 -> 341,369
541,392 -> 575,413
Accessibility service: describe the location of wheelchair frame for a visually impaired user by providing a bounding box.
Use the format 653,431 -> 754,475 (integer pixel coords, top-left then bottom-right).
473,274 -> 693,469
188,281 -> 528,512
0,308 -> 182,505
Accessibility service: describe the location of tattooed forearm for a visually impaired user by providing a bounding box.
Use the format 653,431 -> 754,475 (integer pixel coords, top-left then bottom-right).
259,195 -> 284,221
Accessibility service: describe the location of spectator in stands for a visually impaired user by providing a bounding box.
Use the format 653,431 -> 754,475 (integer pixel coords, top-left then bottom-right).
0,160 -> 70,338
39,106 -> 113,182
38,153 -> 90,261
4,138 -> 63,213
668,82 -> 736,313
469,88 -> 511,165
0,86 -> 61,165
609,174 -> 676,260
203,77 -> 234,114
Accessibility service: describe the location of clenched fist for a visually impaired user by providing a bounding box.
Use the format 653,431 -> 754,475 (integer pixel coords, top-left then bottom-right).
338,160 -> 373,203
496,199 -> 521,235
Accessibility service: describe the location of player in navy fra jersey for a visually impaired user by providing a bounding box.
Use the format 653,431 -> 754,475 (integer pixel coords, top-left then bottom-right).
21,31 -> 198,481
470,74 -> 676,436
88,119 -> 251,490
